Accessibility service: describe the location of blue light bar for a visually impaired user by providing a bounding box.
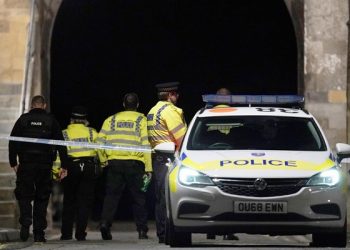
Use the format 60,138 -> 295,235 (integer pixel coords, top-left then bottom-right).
202,95 -> 304,105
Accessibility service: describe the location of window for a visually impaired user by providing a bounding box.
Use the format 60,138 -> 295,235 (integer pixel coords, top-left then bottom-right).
187,116 -> 326,151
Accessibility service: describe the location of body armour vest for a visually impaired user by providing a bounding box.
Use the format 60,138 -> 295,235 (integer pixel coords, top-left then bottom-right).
17,112 -> 56,162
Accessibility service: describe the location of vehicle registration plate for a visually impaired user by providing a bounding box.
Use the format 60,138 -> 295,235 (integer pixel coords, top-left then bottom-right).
234,201 -> 287,214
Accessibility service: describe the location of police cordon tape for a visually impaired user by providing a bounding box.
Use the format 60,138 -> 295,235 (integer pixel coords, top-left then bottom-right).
0,135 -> 153,153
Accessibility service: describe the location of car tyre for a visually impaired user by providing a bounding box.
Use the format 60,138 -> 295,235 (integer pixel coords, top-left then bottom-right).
312,219 -> 347,247
168,218 -> 191,247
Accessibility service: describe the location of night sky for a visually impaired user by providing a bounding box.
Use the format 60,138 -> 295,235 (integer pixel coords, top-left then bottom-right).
51,0 -> 297,131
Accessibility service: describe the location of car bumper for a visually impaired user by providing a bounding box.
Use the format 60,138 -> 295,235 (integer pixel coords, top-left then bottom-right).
169,183 -> 347,235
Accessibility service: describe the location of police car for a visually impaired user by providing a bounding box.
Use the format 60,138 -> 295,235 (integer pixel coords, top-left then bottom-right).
155,95 -> 350,247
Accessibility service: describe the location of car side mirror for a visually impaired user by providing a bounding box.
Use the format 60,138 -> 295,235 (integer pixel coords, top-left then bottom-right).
335,143 -> 350,163
153,142 -> 176,154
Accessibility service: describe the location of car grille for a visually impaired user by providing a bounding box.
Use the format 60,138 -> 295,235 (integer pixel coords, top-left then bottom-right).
213,178 -> 308,197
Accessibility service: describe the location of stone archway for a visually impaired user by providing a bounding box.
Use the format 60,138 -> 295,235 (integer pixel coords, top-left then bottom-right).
29,0 -> 348,147
0,0 -> 348,230
32,0 -> 301,107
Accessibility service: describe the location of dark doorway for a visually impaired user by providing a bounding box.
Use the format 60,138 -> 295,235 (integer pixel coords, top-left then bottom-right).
51,0 -> 297,128
50,0 -> 297,220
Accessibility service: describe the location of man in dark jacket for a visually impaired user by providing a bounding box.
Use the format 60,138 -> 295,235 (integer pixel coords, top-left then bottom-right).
9,95 -> 68,242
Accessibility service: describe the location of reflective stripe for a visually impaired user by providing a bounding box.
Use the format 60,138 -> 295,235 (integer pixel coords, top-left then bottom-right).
99,129 -> 109,134
70,137 -> 89,143
68,148 -> 93,153
106,139 -> 142,146
135,115 -> 143,135
88,127 -> 94,142
141,136 -> 149,142
171,123 -> 186,134
96,137 -> 106,143
147,125 -> 168,131
110,115 -> 116,131
101,130 -> 138,136
62,131 -> 69,140
148,134 -> 171,142
156,104 -> 169,125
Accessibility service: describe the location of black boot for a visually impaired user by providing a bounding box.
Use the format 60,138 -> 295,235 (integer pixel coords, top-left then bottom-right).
158,236 -> 165,243
20,226 -> 29,241
60,235 -> 72,240
75,232 -> 87,241
138,230 -> 148,239
100,224 -> 112,240
34,234 -> 46,243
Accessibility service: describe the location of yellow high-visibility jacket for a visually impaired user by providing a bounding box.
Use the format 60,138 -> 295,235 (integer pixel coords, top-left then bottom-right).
52,155 -> 61,181
52,124 -> 99,179
147,101 -> 187,149
97,111 -> 152,172
62,123 -> 98,158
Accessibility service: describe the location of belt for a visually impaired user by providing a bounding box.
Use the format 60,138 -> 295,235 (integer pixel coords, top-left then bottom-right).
69,156 -> 95,162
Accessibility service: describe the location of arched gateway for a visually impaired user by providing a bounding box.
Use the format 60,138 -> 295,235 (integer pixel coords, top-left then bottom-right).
0,0 -> 348,228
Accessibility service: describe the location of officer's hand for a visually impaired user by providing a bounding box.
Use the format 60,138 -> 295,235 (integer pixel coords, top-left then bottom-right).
144,172 -> 152,179
143,172 -> 152,181
12,165 -> 18,173
59,168 -> 68,180
100,161 -> 108,168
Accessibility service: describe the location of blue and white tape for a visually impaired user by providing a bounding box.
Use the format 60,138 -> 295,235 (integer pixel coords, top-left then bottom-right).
0,135 -> 152,153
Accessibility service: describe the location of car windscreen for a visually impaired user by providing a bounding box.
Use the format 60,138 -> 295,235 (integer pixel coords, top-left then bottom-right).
187,116 -> 326,151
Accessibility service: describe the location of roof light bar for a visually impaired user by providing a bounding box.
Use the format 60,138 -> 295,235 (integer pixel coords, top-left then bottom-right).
202,95 -> 304,105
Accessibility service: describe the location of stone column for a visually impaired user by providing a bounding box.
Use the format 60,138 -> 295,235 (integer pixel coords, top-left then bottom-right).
37,0 -> 63,111
0,0 -> 31,228
284,0 -> 304,94
23,0 -> 63,112
304,0 -> 348,148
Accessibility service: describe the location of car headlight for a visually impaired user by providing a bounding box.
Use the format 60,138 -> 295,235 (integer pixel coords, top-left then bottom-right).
306,167 -> 341,186
178,166 -> 214,187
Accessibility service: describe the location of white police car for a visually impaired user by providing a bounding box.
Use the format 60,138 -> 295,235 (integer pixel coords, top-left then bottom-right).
155,95 -> 350,247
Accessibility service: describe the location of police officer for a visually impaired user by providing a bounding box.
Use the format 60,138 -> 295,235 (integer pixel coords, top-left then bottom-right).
147,82 -> 187,243
98,93 -> 152,240
216,87 -> 231,97
9,95 -> 68,242
206,87 -> 239,241
60,106 -> 100,241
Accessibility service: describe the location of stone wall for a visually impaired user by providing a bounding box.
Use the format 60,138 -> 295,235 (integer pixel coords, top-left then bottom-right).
303,0 -> 348,147
0,0 -> 30,92
0,0 -> 31,161
0,0 -> 31,229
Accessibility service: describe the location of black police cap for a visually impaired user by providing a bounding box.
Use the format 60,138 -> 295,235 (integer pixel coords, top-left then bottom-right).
71,106 -> 88,119
155,82 -> 180,92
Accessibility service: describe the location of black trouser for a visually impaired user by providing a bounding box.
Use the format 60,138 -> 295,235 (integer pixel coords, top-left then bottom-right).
152,152 -> 172,239
61,158 -> 97,239
101,159 -> 148,232
14,162 -> 52,237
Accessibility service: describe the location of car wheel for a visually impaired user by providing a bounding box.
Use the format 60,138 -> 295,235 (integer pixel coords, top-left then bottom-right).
312,219 -> 347,247
168,217 -> 191,247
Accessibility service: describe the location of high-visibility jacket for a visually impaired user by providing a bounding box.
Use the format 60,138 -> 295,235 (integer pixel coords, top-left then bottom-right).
52,155 -> 61,181
97,111 -> 152,172
213,104 -> 231,133
62,124 -> 98,158
147,101 -> 187,149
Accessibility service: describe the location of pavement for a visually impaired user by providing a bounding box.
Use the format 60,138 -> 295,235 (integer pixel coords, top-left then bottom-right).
0,220 -> 148,243
0,228 -> 19,242
1,168 -> 350,244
